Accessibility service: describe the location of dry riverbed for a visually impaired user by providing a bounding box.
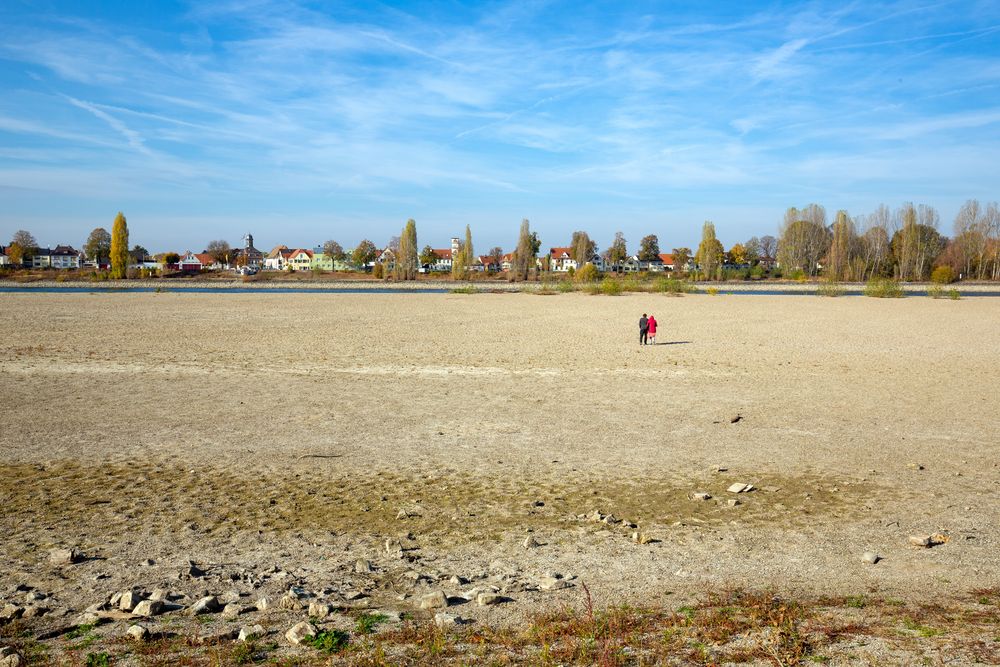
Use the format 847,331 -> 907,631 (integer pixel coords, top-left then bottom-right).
1,292 -> 998,665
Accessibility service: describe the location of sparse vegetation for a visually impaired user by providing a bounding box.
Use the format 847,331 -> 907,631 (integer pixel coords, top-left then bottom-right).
816,281 -> 846,297
652,276 -> 696,294
302,629 -> 350,653
864,277 -> 905,298
356,612 -> 389,635
599,278 -> 622,295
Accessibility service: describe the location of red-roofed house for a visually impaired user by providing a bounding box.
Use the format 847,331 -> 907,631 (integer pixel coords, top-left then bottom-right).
263,245 -> 293,271
287,248 -> 314,271
178,251 -> 219,272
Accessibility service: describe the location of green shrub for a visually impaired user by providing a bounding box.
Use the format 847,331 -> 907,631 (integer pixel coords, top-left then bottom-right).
303,629 -> 350,653
575,263 -> 599,283
355,612 -> 388,635
85,652 -> 110,667
788,268 -> 807,281
566,266 -> 576,279
600,278 -> 623,296
816,282 -> 845,297
771,267 -> 783,279
864,278 -> 904,298
622,275 -> 644,292
928,286 -> 961,300
449,285 -> 477,294
750,265 -> 765,280
584,283 -> 601,295
930,266 -> 955,284
706,286 -> 720,296
557,280 -> 575,293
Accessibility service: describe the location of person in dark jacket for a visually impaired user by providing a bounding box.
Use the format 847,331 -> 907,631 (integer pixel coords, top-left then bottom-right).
639,313 -> 648,345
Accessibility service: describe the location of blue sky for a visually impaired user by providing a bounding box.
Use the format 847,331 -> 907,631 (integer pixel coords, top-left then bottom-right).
1,0 -> 999,254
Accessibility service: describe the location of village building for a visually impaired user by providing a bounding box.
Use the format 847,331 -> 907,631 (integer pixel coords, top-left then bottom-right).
177,251 -> 218,272
287,248 -> 314,271
234,234 -> 264,268
31,246 -> 82,269
263,245 -> 292,271
0,246 -> 9,266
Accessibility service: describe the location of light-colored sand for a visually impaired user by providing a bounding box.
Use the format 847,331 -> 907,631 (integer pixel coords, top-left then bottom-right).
1,292 -> 998,632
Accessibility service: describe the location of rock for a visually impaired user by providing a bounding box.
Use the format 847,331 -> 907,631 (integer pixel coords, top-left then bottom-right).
47,548 -> 80,566
0,647 -> 22,667
602,514 -> 621,525
238,624 -> 265,642
909,535 -> 932,548
907,463 -> 925,471
308,602 -> 332,618
385,539 -> 404,558
149,589 -> 169,601
131,600 -> 165,617
523,536 -> 540,549
434,612 -> 463,629
632,532 -> 652,545
0,605 -> 24,623
477,593 -> 501,606
119,590 -> 146,612
21,605 -> 47,619
23,592 -> 45,604
344,591 -> 365,601
690,492 -> 712,501
187,561 -> 206,578
355,559 -> 373,574
396,509 -> 409,519
126,624 -> 149,641
763,486 -> 781,493
278,594 -> 303,611
187,596 -> 220,615
861,551 -> 881,564
449,575 -> 464,585
222,603 -> 244,619
727,499 -> 741,507
538,576 -> 571,591
588,510 -> 604,522
419,591 -> 448,609
285,621 -> 316,645
727,483 -> 752,494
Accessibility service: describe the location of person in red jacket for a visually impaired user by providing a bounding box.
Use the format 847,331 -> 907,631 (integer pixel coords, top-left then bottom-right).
647,314 -> 657,345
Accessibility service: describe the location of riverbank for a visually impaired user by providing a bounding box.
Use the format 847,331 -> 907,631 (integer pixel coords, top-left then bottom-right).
2,277 -> 999,294
1,292 -> 999,664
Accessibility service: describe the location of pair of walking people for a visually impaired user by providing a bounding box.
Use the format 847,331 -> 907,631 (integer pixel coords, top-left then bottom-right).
639,313 -> 657,345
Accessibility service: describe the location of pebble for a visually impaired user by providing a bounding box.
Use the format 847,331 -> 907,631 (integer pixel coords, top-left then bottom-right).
355,559 -> 373,574
278,594 -> 303,611
119,590 -> 146,612
126,624 -> 149,641
690,492 -> 712,501
419,591 -> 448,609
47,548 -> 80,566
727,499 -> 741,507
131,600 -> 165,617
308,602 -> 332,618
434,612 -> 463,629
187,596 -> 220,615
523,536 -> 540,548
909,535 -> 932,548
477,593 -> 501,606
238,624 -> 265,642
149,589 -> 170,602
222,603 -> 244,619
0,647 -> 22,667
285,621 -> 316,645
385,539 -> 404,558
538,576 -> 571,591
0,605 -> 24,623
727,483 -> 753,494
861,552 -> 881,564
23,592 -> 45,604
21,605 -> 46,619
256,597 -> 270,611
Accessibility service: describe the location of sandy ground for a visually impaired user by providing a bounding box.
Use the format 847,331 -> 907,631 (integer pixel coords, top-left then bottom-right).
1,291 -> 999,661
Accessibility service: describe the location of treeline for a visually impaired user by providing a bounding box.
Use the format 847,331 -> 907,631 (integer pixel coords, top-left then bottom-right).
771,200 -> 1000,282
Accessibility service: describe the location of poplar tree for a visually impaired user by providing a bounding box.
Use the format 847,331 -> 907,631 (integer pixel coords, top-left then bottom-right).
395,219 -> 418,280
695,222 -> 723,280
110,212 -> 129,279
513,219 -> 533,281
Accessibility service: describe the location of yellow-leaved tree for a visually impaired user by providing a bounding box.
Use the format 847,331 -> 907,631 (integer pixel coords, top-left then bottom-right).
110,212 -> 129,279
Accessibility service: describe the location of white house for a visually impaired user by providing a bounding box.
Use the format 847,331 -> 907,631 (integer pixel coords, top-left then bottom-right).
178,251 -> 218,272
0,246 -> 9,266
32,246 -> 81,269
263,246 -> 292,271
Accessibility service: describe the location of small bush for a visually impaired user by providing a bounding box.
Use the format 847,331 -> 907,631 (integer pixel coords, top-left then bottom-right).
928,286 -> 961,300
85,652 -> 110,667
864,278 -> 904,298
788,269 -> 807,281
816,282 -> 845,297
372,263 -> 384,279
303,629 -> 350,653
583,283 -> 601,295
449,285 -> 477,294
355,612 -> 388,635
600,279 -> 623,296
930,266 -> 955,284
566,266 -> 575,279
557,280 -> 575,293
55,273 -> 67,283
575,263 -> 599,283
706,287 -> 720,296
750,265 -> 765,280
